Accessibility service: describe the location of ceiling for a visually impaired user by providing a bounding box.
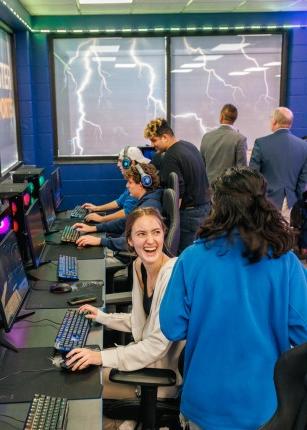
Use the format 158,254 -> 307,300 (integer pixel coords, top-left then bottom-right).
18,0 -> 307,16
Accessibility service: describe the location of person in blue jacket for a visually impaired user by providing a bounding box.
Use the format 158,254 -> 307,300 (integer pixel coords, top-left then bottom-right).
74,163 -> 162,252
160,166 -> 307,430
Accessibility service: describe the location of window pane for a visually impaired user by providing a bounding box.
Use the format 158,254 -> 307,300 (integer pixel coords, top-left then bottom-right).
171,34 -> 282,156
0,28 -> 18,174
53,37 -> 166,157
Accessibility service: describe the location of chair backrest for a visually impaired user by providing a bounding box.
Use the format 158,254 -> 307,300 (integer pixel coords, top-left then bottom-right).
259,342 -> 307,430
168,172 -> 180,208
162,188 -> 180,257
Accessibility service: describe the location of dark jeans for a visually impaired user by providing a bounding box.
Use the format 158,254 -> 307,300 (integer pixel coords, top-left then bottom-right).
179,202 -> 211,253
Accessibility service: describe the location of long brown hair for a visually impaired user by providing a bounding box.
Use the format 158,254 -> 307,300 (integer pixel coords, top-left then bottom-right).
198,167 -> 295,263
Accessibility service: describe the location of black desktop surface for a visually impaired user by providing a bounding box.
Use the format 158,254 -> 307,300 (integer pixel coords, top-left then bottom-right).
0,346 -> 102,403
26,280 -> 104,309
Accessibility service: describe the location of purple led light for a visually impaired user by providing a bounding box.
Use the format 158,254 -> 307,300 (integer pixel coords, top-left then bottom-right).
0,216 -> 11,235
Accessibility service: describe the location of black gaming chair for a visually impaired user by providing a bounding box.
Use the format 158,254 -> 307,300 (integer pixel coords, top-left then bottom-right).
162,188 -> 180,257
168,172 -> 180,209
105,342 -> 307,430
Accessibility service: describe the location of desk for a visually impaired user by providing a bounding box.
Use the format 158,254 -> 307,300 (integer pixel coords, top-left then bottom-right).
0,399 -> 102,430
28,258 -> 106,283
0,301 -> 104,429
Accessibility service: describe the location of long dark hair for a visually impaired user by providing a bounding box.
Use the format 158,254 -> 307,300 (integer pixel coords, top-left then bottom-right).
198,167 -> 295,263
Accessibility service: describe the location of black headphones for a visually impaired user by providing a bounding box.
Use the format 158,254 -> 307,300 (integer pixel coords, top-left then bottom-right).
122,146 -> 132,170
136,164 -> 153,188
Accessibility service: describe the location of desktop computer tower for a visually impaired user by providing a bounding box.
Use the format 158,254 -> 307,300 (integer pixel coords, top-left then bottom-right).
0,183 -> 31,262
12,166 -> 45,200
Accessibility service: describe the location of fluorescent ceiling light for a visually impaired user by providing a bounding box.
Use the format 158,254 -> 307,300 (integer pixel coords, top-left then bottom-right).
228,71 -> 250,76
180,63 -> 204,68
245,66 -> 268,72
263,61 -> 281,66
91,45 -> 120,53
275,74 -> 281,77
79,0 -> 133,4
211,43 -> 250,52
171,69 -> 192,73
194,55 -> 223,62
92,56 -> 116,61
115,63 -> 136,68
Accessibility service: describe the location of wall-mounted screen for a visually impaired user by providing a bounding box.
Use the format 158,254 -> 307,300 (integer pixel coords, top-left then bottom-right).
53,37 -> 166,157
0,28 -> 19,174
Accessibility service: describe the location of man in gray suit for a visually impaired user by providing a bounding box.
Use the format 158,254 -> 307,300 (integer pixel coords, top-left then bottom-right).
250,107 -> 307,220
200,104 -> 247,184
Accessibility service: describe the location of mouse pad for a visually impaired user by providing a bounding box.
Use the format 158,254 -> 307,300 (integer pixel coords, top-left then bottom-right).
0,347 -> 102,403
26,280 -> 104,309
43,243 -> 105,261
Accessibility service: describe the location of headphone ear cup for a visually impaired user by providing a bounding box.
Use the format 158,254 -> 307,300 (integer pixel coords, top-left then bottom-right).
141,174 -> 152,188
122,158 -> 131,169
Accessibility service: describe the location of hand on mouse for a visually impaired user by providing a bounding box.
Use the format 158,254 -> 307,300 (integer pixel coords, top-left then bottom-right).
76,235 -> 101,247
65,348 -> 102,371
79,304 -> 98,320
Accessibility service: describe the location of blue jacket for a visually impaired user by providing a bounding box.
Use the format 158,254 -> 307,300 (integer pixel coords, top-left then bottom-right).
250,129 -> 307,209
98,189 -> 163,252
160,235 -> 307,430
115,189 -> 138,215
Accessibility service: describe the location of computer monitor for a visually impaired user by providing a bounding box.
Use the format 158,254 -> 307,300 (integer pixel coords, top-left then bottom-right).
51,167 -> 63,210
25,199 -> 46,268
0,231 -> 30,349
38,180 -> 56,233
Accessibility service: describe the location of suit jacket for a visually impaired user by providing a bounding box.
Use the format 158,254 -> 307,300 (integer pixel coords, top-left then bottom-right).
249,129 -> 307,209
200,125 -> 247,184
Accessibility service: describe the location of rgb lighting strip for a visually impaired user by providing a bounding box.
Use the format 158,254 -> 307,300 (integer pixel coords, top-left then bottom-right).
0,0 -> 307,33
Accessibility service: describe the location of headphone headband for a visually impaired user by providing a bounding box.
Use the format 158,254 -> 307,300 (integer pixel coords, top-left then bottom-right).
122,146 -> 132,169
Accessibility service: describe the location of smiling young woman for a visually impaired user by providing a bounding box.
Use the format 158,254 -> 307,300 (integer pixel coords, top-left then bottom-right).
65,207 -> 184,429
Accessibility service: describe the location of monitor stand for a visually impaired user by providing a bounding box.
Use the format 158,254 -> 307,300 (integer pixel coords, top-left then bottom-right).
0,311 -> 35,353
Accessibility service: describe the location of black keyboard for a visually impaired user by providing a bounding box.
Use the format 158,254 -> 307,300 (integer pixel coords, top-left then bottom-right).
54,309 -> 91,353
24,393 -> 68,430
61,225 -> 80,243
57,254 -> 79,281
70,205 -> 87,219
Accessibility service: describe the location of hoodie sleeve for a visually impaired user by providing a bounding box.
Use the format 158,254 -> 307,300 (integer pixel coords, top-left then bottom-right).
96,217 -> 127,234
100,234 -> 128,252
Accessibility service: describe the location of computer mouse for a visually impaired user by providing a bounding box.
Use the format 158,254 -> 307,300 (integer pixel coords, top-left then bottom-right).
49,283 -> 72,294
60,360 -> 73,371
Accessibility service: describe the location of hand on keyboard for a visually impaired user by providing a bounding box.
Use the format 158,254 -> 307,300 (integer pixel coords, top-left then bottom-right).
84,212 -> 104,223
82,202 -> 97,212
76,235 -> 101,247
65,347 -> 102,371
79,304 -> 99,320
73,222 -> 97,233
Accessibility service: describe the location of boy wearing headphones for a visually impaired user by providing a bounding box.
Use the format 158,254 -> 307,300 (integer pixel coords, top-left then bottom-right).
74,163 -> 162,252
82,146 -> 150,223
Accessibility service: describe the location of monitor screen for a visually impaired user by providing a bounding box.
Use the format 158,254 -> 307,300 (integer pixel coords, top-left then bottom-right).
39,180 -> 56,233
0,231 -> 29,332
51,168 -> 63,209
25,199 -> 45,268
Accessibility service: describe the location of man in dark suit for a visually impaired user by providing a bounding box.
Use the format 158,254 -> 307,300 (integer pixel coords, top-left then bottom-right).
200,104 -> 247,184
250,107 -> 307,220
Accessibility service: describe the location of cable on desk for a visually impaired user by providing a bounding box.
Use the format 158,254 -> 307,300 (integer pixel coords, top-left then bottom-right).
23,318 -> 61,326
12,324 -> 58,330
0,413 -> 24,424
0,368 -> 57,383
